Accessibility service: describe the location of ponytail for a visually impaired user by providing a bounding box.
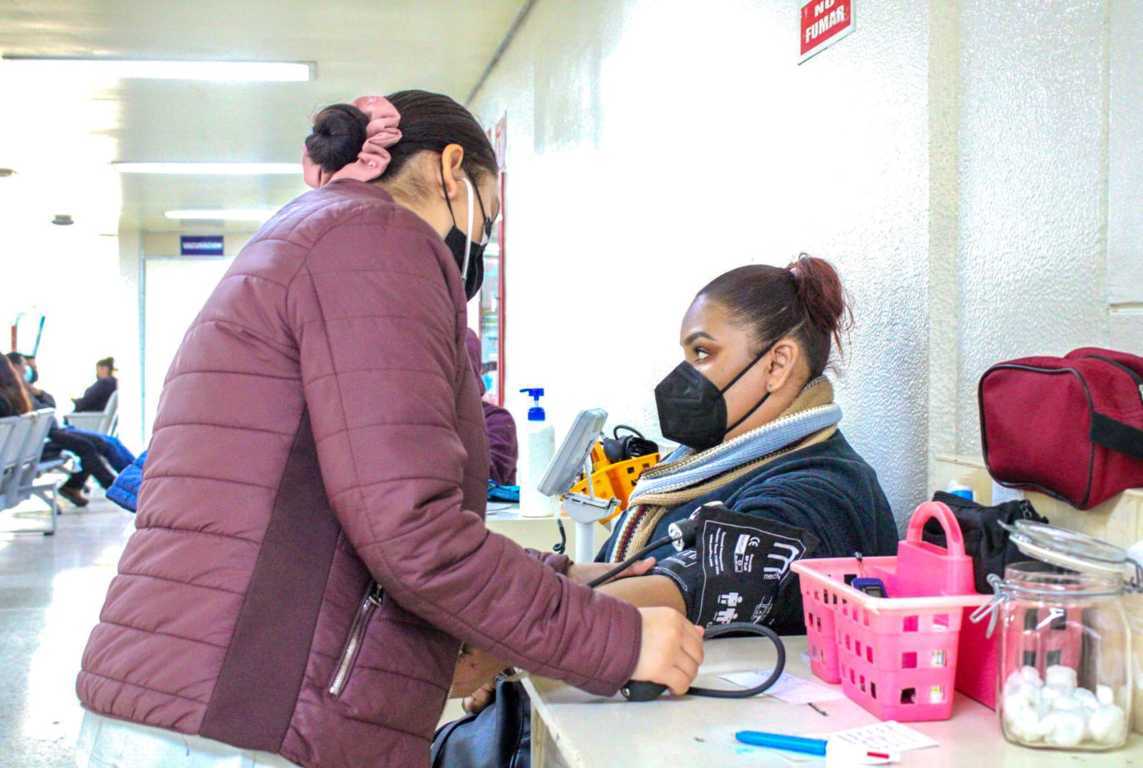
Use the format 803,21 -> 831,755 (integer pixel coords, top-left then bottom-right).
787,253 -> 853,370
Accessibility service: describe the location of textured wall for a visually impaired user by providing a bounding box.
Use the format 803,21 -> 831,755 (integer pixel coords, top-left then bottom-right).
473,0 -> 935,518
1108,0 -> 1143,307
955,0 -> 1112,456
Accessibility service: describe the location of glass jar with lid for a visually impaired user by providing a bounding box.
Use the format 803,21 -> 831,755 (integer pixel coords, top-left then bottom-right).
978,521 -> 1139,751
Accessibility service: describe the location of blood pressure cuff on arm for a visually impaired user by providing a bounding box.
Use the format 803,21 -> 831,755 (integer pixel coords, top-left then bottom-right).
652,505 -> 819,628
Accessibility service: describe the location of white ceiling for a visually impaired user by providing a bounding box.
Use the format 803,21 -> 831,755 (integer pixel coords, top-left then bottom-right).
0,0 -> 524,233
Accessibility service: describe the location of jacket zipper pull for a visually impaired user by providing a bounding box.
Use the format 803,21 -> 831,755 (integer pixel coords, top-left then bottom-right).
368,582 -> 384,605
328,583 -> 385,698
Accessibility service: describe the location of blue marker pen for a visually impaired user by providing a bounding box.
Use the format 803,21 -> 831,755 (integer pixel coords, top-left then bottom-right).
735,731 -> 898,764
735,731 -> 827,756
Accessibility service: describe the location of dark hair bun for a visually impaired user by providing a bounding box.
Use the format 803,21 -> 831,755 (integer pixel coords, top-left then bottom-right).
305,104 -> 369,173
787,254 -> 852,349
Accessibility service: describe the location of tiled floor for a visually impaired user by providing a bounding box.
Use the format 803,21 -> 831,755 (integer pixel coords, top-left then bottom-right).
0,497 -> 134,768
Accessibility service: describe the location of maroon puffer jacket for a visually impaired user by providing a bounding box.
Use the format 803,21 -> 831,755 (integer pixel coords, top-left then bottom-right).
76,181 -> 641,767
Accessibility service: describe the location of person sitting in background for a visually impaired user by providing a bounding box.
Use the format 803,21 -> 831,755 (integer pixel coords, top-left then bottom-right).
5,352 -> 133,507
465,329 -> 518,485
0,355 -> 33,418
72,356 -> 117,413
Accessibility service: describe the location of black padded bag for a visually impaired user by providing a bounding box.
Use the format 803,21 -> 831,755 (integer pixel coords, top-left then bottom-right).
430,678 -> 530,768
922,491 -> 1048,593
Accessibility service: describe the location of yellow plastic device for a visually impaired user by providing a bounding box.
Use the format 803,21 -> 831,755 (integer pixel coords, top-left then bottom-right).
567,442 -> 659,523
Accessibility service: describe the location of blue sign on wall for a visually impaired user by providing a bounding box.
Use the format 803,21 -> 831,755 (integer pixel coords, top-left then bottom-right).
180,235 -> 225,257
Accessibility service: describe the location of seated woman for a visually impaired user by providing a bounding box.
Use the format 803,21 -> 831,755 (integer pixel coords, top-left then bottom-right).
596,255 -> 896,632
453,255 -> 897,715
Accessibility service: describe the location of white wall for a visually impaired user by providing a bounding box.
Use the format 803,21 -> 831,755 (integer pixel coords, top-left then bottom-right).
1107,0 -> 1143,354
955,0 -> 1117,456
473,0 -> 1141,520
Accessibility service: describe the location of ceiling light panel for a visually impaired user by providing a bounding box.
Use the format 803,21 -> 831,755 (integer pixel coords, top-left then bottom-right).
165,209 -> 275,222
114,162 -> 300,175
2,57 -> 313,82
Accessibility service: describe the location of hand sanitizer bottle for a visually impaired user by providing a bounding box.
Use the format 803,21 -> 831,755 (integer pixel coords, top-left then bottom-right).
518,388 -> 556,518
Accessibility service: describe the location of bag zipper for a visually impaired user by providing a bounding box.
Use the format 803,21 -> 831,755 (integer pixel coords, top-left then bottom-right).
1084,354 -> 1143,405
328,582 -> 384,698
978,363 -> 1098,508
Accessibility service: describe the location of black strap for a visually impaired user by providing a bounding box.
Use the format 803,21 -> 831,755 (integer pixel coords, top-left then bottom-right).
1091,412 -> 1143,460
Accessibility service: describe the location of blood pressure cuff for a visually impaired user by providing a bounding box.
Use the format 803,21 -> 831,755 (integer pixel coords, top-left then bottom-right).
652,506 -> 819,628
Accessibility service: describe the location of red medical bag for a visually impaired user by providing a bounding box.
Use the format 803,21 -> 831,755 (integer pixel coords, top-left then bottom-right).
979,347 -> 1143,509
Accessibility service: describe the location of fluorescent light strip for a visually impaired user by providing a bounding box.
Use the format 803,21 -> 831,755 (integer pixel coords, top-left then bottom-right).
2,57 -> 313,82
114,162 -> 300,176
166,209 -> 275,222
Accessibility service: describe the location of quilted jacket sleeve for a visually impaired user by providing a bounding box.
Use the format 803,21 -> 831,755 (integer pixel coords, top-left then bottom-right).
287,221 -> 641,694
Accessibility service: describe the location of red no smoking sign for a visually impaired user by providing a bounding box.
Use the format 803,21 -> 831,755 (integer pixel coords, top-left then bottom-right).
800,0 -> 855,63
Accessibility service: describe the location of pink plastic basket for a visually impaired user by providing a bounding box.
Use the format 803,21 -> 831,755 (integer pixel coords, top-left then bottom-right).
792,502 -> 990,721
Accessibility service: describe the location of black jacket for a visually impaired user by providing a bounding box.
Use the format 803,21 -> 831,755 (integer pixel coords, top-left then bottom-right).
73,376 -> 116,412
600,430 -> 897,633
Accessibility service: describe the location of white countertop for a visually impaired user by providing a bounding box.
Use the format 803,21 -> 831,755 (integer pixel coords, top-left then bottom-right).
523,635 -> 1143,767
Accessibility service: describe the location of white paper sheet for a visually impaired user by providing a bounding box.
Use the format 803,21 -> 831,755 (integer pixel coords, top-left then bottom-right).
820,721 -> 939,754
718,669 -> 847,704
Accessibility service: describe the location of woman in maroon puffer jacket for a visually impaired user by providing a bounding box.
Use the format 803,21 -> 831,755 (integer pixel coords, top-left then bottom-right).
75,91 -> 703,768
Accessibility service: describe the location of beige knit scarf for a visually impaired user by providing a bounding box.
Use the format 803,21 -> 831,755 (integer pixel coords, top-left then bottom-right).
608,378 -> 838,563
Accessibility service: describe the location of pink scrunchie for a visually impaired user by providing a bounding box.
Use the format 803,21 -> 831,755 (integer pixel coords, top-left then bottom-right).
302,95 -> 402,189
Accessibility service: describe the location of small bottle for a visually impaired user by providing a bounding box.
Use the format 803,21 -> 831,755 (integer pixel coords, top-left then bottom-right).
945,480 -> 974,501
518,388 -> 557,518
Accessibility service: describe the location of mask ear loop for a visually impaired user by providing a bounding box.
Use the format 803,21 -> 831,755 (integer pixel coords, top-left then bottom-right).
471,176 -> 491,243
439,162 -> 479,282
460,176 -> 476,279
721,341 -> 777,434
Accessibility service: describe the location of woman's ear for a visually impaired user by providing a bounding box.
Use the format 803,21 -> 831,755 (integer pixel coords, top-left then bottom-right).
439,144 -> 467,202
766,339 -> 801,392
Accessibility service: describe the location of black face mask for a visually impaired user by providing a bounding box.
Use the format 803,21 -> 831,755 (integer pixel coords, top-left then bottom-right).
442,173 -> 492,301
654,341 -> 775,452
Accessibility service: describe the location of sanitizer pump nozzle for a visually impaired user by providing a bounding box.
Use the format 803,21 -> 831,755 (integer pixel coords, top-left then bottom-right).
520,388 -> 546,422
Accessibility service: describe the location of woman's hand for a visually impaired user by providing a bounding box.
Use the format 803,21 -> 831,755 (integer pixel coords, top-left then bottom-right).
632,607 -> 705,696
567,557 -> 656,586
462,680 -> 498,715
450,646 -> 509,699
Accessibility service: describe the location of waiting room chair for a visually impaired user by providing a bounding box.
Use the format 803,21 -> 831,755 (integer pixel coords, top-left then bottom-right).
2,410 -> 64,536
0,414 -> 34,511
65,390 -> 119,436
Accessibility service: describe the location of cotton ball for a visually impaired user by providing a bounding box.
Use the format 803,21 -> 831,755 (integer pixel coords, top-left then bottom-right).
1073,687 -> 1099,711
1051,694 -> 1084,714
1004,670 -> 1026,698
1020,666 -> 1044,687
1004,691 -> 1030,718
1097,684 -> 1115,706
1087,705 -> 1127,746
1011,705 -> 1048,743
1004,696 -> 1045,743
1044,665 -> 1077,691
1042,711 -> 1086,748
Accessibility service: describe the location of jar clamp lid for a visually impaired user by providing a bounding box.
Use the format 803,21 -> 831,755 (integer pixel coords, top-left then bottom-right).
971,521 -> 1143,636
1001,520 -> 1136,583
